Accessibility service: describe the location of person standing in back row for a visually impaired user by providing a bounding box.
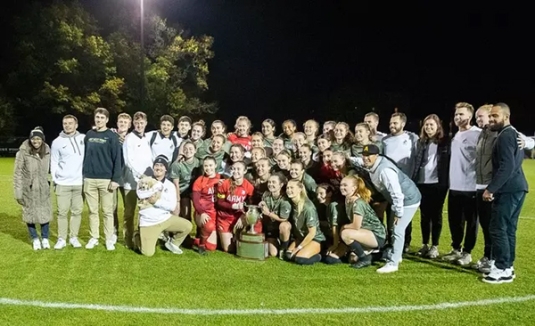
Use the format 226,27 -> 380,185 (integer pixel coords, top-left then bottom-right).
83,108 -> 123,251
50,115 -> 85,250
443,102 -> 481,266
482,103 -> 529,284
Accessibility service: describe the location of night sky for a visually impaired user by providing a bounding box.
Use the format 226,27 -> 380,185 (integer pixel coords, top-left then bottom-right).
2,1 -> 533,134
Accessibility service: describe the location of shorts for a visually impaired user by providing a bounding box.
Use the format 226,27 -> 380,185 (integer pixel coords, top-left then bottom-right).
371,191 -> 386,204
374,234 -> 386,248
217,217 -> 262,234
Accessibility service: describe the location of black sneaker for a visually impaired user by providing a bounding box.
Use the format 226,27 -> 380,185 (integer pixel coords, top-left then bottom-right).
350,256 -> 372,269
197,246 -> 207,255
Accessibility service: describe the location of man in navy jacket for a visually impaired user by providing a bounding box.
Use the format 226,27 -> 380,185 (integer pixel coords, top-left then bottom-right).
482,103 -> 528,284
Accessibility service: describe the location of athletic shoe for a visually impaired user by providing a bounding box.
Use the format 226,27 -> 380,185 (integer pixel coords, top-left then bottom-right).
483,268 -> 513,284
85,238 -> 99,249
69,237 -> 82,248
350,256 -> 372,269
54,238 -> 67,250
32,238 -> 42,251
106,240 -> 116,251
426,246 -> 439,259
456,252 -> 472,266
416,244 -> 429,256
165,240 -> 183,255
377,262 -> 399,274
474,257 -> 492,273
197,245 -> 207,255
442,249 -> 462,262
111,234 -> 118,245
41,238 -> 50,249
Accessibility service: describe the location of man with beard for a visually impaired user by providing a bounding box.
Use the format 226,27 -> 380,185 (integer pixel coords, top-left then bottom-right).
443,102 -> 481,266
474,105 -> 533,273
482,103 -> 528,284
381,112 -> 419,252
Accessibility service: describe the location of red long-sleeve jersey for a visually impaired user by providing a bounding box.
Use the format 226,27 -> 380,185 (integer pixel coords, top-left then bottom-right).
191,174 -> 221,215
227,133 -> 252,152
216,178 -> 254,220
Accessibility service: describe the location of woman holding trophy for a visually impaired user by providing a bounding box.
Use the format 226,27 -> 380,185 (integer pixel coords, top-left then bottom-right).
285,179 -> 325,265
216,161 -> 258,252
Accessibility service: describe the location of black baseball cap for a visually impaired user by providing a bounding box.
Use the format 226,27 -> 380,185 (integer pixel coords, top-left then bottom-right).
361,144 -> 380,156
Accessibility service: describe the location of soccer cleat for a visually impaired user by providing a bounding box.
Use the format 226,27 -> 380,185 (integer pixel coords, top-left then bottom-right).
377,262 -> 399,274
483,268 -> 513,284
416,244 -> 429,257
69,237 -> 82,248
197,245 -> 207,255
426,246 -> 439,259
32,238 -> 42,251
85,238 -> 99,249
54,238 -> 67,250
41,239 -> 50,249
442,249 -> 462,262
456,252 -> 472,266
165,240 -> 183,255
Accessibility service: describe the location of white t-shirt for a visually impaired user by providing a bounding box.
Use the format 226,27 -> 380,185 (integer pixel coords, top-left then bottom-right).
418,143 -> 438,184
449,126 -> 481,191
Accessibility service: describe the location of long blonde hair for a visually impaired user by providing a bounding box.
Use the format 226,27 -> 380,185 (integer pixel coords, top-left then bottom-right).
287,179 -> 308,215
344,175 -> 372,203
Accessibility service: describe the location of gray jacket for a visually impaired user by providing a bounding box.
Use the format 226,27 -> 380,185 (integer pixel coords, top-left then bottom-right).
367,156 -> 421,217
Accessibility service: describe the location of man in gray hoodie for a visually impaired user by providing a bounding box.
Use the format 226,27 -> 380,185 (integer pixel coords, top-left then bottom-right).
50,115 -> 85,250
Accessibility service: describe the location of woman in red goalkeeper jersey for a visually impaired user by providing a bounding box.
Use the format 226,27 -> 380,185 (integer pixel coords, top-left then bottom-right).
227,116 -> 252,153
216,161 -> 259,252
191,157 -> 221,254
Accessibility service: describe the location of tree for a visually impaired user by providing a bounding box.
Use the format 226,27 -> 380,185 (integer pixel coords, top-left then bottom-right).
5,1 -> 124,120
108,15 -> 217,122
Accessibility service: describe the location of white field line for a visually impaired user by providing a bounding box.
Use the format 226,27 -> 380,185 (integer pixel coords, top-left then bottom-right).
0,295 -> 534,315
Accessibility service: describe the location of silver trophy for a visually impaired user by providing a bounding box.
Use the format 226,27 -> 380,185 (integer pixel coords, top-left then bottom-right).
244,204 -> 261,234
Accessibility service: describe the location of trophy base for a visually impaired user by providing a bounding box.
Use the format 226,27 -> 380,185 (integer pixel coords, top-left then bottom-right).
236,232 -> 268,261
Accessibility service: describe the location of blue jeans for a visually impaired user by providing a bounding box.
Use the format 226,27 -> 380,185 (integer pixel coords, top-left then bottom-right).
490,192 -> 526,270
27,223 -> 50,240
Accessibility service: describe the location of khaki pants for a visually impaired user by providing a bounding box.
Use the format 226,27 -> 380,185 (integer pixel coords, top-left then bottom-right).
139,215 -> 192,257
122,189 -> 138,248
84,178 -> 115,242
112,187 -> 126,237
55,185 -> 83,240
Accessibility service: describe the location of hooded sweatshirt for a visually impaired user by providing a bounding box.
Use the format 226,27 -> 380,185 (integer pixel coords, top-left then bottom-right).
50,131 -> 85,186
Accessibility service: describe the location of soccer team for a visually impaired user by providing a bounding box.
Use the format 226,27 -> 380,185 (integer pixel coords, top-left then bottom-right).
13,102 -> 532,283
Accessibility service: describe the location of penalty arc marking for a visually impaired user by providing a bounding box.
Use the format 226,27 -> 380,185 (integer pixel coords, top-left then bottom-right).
0,295 -> 534,315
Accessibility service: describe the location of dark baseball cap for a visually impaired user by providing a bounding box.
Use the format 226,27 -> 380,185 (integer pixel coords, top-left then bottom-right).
361,144 -> 380,156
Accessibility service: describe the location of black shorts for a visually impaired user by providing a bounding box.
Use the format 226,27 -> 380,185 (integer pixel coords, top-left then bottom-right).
371,191 -> 386,204
375,234 -> 386,248
265,230 -> 279,239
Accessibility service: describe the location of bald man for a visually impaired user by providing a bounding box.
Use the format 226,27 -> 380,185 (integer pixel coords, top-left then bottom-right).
482,103 -> 528,284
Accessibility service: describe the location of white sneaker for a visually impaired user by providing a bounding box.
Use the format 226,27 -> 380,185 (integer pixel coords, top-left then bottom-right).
106,240 -> 115,251
483,268 -> 513,284
377,262 -> 399,274
32,238 -> 41,251
41,239 -> 50,249
85,238 -> 99,249
426,246 -> 439,259
69,237 -> 82,248
111,234 -> 118,245
474,257 -> 492,273
165,240 -> 183,255
54,238 -> 67,250
442,249 -> 462,262
456,252 -> 472,266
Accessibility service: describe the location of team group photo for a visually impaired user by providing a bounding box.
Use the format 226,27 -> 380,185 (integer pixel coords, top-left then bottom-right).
1,0 -> 534,325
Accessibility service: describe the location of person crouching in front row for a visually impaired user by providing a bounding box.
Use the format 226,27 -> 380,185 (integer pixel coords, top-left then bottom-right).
285,180 -> 325,265
135,155 -> 192,256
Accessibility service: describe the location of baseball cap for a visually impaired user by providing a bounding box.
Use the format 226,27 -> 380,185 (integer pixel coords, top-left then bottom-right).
361,144 -> 380,156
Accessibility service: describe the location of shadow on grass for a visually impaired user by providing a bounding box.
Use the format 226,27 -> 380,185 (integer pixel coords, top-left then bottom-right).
0,213 -> 31,244
402,252 -> 480,275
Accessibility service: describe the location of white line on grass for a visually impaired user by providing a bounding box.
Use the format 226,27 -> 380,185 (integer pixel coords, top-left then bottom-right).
0,295 -> 534,315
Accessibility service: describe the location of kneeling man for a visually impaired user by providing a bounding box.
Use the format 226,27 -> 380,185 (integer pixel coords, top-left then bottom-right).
137,155 -> 192,256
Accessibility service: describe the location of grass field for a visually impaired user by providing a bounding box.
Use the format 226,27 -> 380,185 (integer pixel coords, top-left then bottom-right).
1,158 -> 535,325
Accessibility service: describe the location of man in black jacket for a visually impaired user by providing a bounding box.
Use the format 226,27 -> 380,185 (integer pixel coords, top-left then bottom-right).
482,103 -> 528,284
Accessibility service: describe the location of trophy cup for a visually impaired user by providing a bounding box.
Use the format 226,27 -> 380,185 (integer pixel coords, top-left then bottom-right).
236,204 -> 268,260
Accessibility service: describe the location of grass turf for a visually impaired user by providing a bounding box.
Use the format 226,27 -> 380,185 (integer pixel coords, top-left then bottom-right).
0,157 -> 535,325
